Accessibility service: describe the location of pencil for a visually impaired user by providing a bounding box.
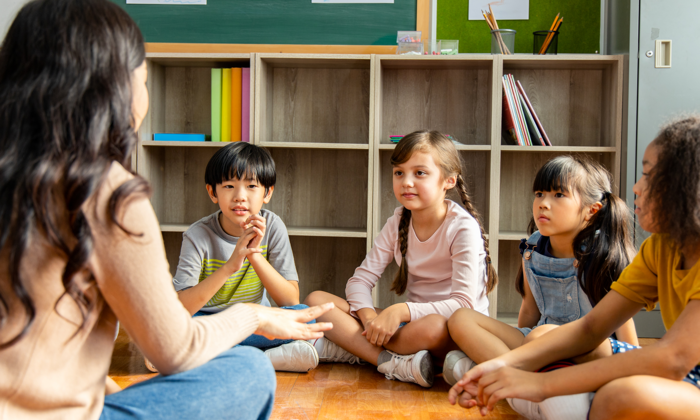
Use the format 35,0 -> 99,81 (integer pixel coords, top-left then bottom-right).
488,5 -> 511,55
541,17 -> 563,55
539,13 -> 561,54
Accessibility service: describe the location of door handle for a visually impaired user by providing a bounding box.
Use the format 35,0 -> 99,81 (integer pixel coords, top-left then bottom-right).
655,40 -> 672,68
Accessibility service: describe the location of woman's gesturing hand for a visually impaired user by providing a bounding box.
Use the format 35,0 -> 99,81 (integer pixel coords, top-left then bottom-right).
247,302 -> 334,341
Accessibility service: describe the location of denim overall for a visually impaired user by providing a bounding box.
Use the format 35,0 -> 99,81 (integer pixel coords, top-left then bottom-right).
516,231 -> 593,336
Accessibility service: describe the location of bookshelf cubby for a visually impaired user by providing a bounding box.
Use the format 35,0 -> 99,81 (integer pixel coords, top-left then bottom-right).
137,53 -> 623,318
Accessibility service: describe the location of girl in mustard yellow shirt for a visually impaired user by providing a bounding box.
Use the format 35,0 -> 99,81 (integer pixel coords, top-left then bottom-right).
449,116 -> 700,419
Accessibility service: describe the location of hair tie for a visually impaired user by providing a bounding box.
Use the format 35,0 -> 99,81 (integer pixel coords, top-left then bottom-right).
602,191 -> 612,201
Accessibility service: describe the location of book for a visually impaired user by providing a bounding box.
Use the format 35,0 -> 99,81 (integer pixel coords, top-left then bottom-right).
507,74 -> 532,146
501,90 -> 518,145
154,133 -> 207,142
241,68 -> 250,142
211,69 -> 222,142
221,68 -> 232,142
519,92 -> 545,146
502,75 -> 526,145
231,68 -> 242,142
516,80 -> 551,146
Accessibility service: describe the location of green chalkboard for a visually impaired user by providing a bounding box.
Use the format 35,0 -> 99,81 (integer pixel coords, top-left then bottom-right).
438,0 -> 600,54
111,0 -> 416,45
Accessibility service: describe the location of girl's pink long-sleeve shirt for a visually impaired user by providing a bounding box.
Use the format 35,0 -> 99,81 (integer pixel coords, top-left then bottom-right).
346,200 -> 490,321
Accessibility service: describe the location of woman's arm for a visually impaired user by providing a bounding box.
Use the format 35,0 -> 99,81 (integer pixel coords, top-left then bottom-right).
518,260 -> 540,328
614,317 -> 639,346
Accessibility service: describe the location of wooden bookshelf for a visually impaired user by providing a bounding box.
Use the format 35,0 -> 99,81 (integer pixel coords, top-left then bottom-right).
137,53 -> 624,319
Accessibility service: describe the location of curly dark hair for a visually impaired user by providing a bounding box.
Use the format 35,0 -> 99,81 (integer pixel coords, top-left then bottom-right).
647,116 -> 700,251
0,0 -> 149,349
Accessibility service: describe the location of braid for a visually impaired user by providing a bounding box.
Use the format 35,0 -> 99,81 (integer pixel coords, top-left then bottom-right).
390,207 -> 411,295
456,175 -> 498,292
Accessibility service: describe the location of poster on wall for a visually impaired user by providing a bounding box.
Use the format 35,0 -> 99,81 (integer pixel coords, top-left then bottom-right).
468,0 -> 529,20
126,0 -> 206,4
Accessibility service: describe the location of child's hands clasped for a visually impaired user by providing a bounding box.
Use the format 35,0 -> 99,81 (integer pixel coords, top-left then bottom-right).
361,304 -> 406,347
224,215 -> 267,274
448,359 -> 547,416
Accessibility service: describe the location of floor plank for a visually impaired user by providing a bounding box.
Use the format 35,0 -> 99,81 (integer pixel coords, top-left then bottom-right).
109,328 -> 658,420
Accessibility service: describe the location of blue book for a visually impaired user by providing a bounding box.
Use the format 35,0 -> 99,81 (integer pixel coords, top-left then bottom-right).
153,133 -> 207,142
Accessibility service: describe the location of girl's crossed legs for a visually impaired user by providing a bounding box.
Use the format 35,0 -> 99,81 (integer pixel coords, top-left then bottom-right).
305,291 -> 458,366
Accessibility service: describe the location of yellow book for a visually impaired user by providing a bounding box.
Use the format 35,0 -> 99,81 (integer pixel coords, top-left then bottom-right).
221,68 -> 232,142
231,68 -> 242,142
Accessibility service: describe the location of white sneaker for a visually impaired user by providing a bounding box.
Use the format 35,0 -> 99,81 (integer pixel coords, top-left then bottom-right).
377,349 -> 434,388
443,350 -> 476,386
506,398 -> 545,420
507,393 -> 593,420
144,357 -> 158,373
264,340 -> 319,373
312,337 -> 363,364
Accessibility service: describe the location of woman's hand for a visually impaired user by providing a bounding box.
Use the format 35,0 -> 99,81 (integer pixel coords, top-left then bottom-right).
361,303 -> 407,347
247,302 -> 334,341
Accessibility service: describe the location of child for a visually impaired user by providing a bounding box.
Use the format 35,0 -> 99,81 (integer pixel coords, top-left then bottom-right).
450,117 -> 700,419
305,130 -> 496,387
165,142 -> 318,373
444,155 -> 638,419
0,1 -> 332,418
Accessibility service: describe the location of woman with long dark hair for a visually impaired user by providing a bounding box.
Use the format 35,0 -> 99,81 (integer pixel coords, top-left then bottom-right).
0,1 -> 331,418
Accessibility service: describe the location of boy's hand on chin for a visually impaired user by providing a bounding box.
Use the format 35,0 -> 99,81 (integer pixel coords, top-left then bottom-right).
240,215 -> 266,249
225,230 -> 262,273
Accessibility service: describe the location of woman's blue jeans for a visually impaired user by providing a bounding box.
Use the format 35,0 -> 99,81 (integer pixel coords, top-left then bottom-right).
101,346 -> 275,420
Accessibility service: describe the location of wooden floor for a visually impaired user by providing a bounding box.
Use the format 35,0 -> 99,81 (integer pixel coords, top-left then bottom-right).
108,329 -> 659,420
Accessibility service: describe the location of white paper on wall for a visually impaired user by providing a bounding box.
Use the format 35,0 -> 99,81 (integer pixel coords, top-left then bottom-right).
126,0 -> 206,4
468,0 -> 529,20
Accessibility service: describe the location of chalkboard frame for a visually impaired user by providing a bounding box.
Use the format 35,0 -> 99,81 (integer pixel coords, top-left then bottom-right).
128,0 -> 429,54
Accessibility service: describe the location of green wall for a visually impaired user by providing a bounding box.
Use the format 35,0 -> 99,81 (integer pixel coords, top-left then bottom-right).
438,0 -> 600,54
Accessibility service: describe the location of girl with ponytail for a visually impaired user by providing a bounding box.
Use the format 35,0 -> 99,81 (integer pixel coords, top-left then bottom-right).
305,130 -> 495,388
445,155 -> 638,419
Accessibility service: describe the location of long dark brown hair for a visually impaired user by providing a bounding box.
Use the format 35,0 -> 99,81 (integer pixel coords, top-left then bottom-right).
0,0 -> 149,349
647,116 -> 700,253
516,156 -> 635,305
389,131 -> 497,295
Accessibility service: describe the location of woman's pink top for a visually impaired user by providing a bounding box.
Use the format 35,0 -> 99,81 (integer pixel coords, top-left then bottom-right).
346,200 -> 490,321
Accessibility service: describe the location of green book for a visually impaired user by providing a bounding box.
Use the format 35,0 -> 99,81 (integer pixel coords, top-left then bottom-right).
211,68 -> 222,142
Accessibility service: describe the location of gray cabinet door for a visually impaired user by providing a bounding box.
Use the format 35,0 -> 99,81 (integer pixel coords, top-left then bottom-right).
632,0 -> 700,338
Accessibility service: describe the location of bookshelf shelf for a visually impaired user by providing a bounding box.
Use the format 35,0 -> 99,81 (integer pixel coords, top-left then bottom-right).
258,142 -> 369,150
142,141 -> 226,148
378,144 -> 492,151
498,231 -> 528,241
500,146 -> 617,153
137,53 -> 624,314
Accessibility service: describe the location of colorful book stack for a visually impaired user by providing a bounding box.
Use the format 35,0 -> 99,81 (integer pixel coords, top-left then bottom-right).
211,67 -> 251,142
502,74 -> 552,146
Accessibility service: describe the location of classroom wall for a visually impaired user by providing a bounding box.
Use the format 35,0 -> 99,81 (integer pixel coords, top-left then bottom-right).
0,0 -> 31,41
437,0 -> 600,54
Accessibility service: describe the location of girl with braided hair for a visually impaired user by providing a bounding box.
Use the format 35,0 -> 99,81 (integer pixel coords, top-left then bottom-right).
445,155 -> 638,420
305,130 -> 495,387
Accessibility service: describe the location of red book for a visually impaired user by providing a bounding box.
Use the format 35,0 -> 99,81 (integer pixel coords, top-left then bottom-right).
502,93 -> 518,145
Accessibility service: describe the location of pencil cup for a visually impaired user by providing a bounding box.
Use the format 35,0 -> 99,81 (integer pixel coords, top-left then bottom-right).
533,30 -> 559,54
491,29 -> 515,55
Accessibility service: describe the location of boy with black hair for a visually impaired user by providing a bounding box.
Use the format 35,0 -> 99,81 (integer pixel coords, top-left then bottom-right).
149,142 -> 318,373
